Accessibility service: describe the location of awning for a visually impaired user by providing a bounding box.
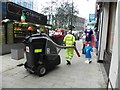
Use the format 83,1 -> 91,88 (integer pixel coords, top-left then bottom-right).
14,21 -> 52,28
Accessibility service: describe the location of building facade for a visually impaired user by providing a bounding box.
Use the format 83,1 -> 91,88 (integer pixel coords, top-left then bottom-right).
9,0 -> 38,12
95,1 -> 119,89
75,16 -> 85,31
0,2 -> 48,55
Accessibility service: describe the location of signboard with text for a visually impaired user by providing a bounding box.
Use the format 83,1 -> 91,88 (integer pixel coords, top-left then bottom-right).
2,2 -> 47,25
89,14 -> 96,22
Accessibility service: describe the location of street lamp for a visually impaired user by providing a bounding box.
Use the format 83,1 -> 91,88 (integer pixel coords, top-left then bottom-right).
71,0 -> 73,31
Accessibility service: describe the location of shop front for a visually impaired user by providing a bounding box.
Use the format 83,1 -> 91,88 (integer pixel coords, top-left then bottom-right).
0,2 -> 49,55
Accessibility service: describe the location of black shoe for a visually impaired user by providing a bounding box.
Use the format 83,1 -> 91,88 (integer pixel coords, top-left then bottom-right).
96,53 -> 98,56
66,60 -> 71,65
82,51 -> 85,54
89,60 -> 92,63
82,52 -> 85,54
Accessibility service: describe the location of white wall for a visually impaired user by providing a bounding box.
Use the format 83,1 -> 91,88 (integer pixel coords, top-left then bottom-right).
108,1 -> 119,89
98,2 -> 109,61
118,6 -> 120,90
118,57 -> 120,89
98,11 -> 103,60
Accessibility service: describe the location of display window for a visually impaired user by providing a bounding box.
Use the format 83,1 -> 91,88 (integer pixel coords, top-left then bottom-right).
13,22 -> 37,43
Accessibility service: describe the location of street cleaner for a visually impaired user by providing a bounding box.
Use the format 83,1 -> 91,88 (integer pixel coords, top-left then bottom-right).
63,30 -> 80,65
23,31 -> 80,76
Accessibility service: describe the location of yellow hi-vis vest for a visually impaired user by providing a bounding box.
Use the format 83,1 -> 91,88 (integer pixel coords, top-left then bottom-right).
63,34 -> 75,46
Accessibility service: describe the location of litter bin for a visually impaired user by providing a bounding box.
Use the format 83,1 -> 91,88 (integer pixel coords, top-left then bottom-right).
11,43 -> 25,60
11,48 -> 24,60
23,33 -> 61,76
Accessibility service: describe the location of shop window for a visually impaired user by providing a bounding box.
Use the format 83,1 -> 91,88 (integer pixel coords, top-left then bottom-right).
106,3 -> 117,53
14,23 -> 26,43
0,24 -> 5,44
13,23 -> 37,43
7,23 -> 14,44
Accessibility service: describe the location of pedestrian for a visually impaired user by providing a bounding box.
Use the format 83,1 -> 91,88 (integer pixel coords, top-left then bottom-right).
63,30 -> 76,65
82,32 -> 86,54
92,30 -> 97,48
95,30 -> 99,55
85,28 -> 93,46
84,42 -> 93,64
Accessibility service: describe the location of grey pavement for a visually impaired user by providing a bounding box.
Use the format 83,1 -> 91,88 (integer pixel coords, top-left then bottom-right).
0,40 -> 107,88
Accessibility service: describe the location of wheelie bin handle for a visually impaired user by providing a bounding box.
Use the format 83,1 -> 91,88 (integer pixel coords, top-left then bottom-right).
47,38 -> 80,57
47,38 -> 75,49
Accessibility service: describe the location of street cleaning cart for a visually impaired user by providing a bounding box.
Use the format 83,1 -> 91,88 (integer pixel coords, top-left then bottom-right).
23,33 -> 80,76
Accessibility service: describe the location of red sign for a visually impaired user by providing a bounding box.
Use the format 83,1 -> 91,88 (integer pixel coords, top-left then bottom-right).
53,28 -> 65,38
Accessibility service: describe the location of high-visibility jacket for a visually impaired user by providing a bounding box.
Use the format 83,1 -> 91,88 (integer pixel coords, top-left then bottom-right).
63,34 -> 75,46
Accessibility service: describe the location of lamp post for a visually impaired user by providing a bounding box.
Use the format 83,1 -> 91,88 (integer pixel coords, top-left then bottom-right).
71,0 -> 73,31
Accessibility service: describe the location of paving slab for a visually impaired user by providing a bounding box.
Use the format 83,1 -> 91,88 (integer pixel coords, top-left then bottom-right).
1,40 -> 107,88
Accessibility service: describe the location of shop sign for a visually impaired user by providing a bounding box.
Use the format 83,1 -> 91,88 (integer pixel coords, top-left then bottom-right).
89,14 -> 96,22
6,2 -> 47,24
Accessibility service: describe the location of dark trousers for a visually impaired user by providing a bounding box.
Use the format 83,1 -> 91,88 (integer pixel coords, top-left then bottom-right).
82,44 -> 85,54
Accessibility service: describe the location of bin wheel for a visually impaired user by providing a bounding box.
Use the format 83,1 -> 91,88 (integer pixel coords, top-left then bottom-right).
37,65 -> 47,76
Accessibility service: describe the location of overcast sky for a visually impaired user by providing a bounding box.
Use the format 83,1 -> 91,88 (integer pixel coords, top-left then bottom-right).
36,0 -> 96,20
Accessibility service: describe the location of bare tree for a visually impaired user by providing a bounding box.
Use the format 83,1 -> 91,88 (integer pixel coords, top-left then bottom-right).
55,1 -> 79,29
41,0 -> 79,29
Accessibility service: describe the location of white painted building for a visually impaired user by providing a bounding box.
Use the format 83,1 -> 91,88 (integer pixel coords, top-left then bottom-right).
96,1 -> 119,89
